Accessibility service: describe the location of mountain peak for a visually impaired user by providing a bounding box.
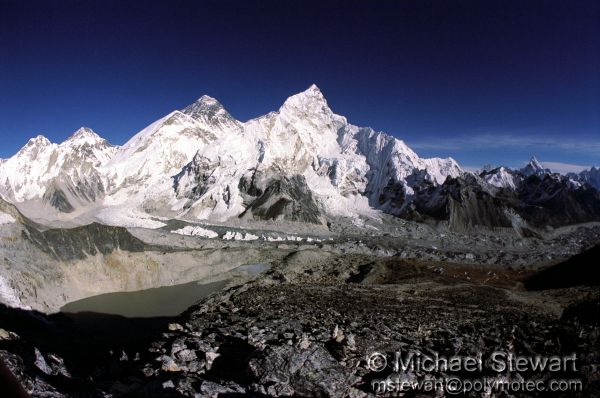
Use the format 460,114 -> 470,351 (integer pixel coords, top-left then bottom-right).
64,127 -> 107,146
70,126 -> 96,138
183,95 -> 225,114
305,83 -> 323,94
529,156 -> 542,169
19,135 -> 51,151
182,95 -> 240,131
196,94 -> 219,104
280,84 -> 330,116
522,156 -> 551,177
14,135 -> 52,158
294,84 -> 324,100
29,134 -> 51,146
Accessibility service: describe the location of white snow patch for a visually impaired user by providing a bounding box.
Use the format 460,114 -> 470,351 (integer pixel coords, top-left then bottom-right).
264,234 -> 322,242
504,208 -> 529,233
351,216 -> 365,228
0,212 -> 16,225
172,225 -> 218,238
484,167 -> 520,189
266,236 -> 285,242
243,232 -> 259,241
95,207 -> 167,229
222,231 -> 259,241
0,275 -> 29,309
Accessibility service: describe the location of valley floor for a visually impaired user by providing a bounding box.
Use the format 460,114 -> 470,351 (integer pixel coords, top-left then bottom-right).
1,251 -> 599,397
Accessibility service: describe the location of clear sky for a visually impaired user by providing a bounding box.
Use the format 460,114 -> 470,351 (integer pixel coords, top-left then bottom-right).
1,0 -> 598,171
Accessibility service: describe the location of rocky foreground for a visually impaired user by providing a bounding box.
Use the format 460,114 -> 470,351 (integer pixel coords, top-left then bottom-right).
1,249 -> 599,397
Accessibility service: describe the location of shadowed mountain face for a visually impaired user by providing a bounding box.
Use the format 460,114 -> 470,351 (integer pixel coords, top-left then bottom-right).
408,171 -> 600,233
239,175 -> 324,224
24,222 -> 148,261
573,167 -> 600,190
525,244 -> 600,290
0,198 -> 149,261
0,197 -> 24,224
408,174 -> 514,232
513,174 -> 600,227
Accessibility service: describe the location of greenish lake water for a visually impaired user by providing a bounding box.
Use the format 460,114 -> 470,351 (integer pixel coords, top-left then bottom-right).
61,279 -> 229,318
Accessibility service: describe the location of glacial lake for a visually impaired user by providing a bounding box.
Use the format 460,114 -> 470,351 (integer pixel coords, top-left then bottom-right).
60,263 -> 271,318
60,279 -> 229,318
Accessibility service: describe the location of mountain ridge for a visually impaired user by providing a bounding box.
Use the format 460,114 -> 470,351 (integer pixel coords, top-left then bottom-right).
0,85 -> 598,232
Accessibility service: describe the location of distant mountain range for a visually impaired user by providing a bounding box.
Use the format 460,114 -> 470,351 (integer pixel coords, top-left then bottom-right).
1,85 -> 599,233
412,158 -> 600,234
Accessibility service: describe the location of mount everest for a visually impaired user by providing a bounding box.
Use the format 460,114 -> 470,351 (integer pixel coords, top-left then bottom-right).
0,85 -> 462,225
1,88 -> 600,398
0,85 -> 598,232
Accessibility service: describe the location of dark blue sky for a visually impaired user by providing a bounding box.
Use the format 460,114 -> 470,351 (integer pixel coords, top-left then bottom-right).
1,0 -> 598,170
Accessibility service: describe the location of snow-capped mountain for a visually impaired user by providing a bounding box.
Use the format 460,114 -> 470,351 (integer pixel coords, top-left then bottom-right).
100,96 -> 245,210
101,106 -> 236,209
169,84 -> 462,222
481,157 -> 561,190
481,158 -> 599,192
573,167 -> 600,190
480,166 -> 522,190
182,95 -> 243,132
2,85 -> 599,232
521,156 -> 552,177
409,160 -> 600,234
0,127 -> 117,212
0,85 -> 462,224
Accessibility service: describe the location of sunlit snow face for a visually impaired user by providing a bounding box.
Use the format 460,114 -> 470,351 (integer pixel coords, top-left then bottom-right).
0,211 -> 16,224
0,85 -> 462,223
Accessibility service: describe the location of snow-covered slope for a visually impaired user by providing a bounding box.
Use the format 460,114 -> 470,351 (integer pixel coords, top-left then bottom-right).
170,84 -> 462,222
575,167 -> 600,190
412,166 -> 600,233
0,212 -> 16,225
3,86 -> 598,231
1,85 -> 463,224
101,95 -> 244,211
182,95 -> 243,132
0,127 -> 117,212
481,166 -> 522,189
480,158 -> 569,190
521,156 -> 551,177
480,159 -> 600,193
